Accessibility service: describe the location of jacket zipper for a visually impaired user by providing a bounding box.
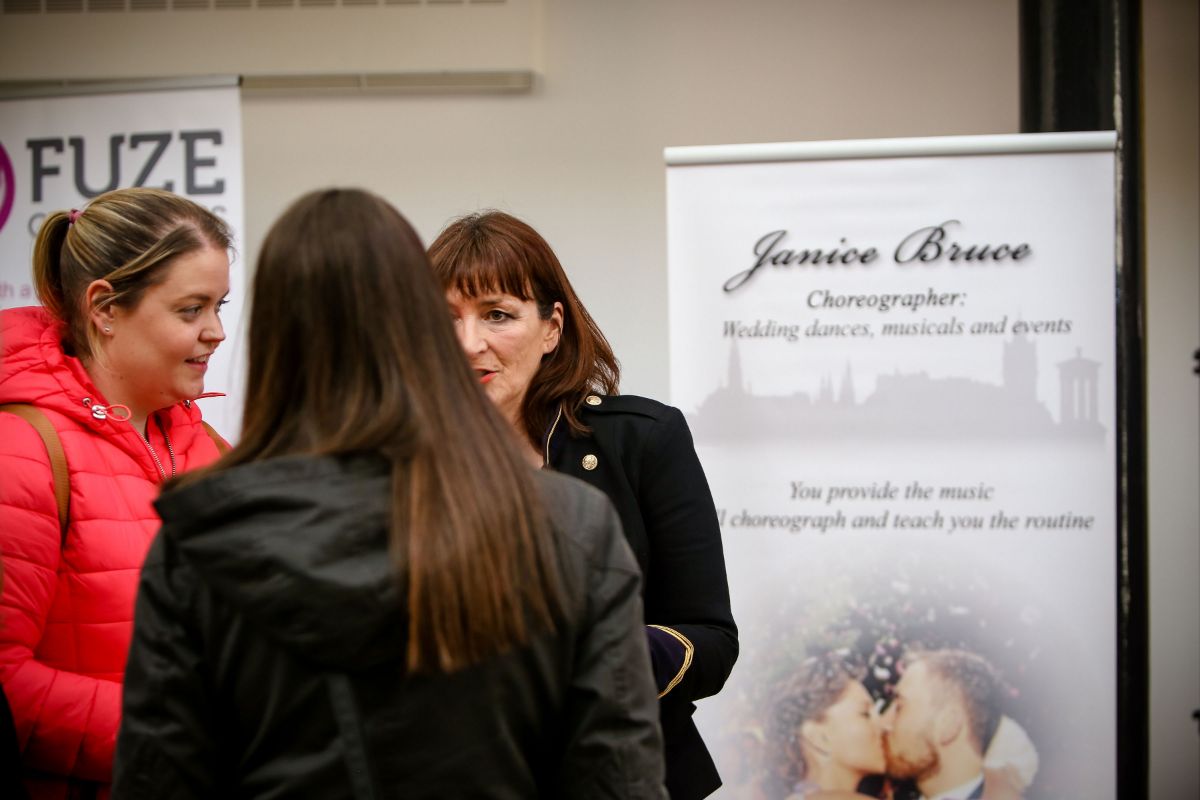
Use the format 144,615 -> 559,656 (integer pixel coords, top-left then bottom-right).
82,398 -> 177,482
142,416 -> 177,481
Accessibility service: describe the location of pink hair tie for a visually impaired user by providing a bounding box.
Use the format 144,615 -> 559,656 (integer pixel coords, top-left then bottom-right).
68,209 -> 82,224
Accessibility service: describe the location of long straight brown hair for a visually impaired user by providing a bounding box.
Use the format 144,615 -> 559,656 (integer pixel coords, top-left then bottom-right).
208,189 -> 561,672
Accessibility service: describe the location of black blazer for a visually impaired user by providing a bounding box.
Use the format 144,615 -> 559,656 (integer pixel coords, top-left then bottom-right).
547,394 -> 738,800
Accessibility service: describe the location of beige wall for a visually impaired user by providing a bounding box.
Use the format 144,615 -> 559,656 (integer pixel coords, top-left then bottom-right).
0,0 -> 1021,396
1,0 -> 1195,795
0,2 -> 542,76
240,0 -> 1018,398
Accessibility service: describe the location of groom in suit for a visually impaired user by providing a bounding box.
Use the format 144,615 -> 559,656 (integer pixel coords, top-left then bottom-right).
881,649 -> 1003,800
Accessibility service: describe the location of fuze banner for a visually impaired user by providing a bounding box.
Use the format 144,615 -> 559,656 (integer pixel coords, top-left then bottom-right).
666,133 -> 1117,799
0,83 -> 245,438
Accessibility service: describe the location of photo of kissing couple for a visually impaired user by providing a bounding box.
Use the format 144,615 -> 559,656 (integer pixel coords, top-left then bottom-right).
764,647 -> 1037,800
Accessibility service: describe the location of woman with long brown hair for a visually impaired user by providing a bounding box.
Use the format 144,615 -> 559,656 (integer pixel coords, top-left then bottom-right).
113,189 -> 665,798
429,211 -> 738,799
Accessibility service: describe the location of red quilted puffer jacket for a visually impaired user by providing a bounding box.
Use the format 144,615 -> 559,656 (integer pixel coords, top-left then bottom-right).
0,306 -> 225,799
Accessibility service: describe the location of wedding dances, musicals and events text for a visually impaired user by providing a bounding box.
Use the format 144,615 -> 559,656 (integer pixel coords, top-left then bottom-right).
722,286 -> 1073,342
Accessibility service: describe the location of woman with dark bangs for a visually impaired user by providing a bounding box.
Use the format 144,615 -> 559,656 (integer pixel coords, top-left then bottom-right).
429,211 -> 738,799
114,189 -> 665,799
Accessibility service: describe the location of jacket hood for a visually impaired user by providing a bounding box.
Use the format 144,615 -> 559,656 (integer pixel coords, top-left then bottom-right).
154,453 -> 405,670
1,306 -> 105,422
1,305 -> 210,452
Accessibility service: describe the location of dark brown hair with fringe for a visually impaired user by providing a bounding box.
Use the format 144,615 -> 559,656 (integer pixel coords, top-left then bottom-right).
427,211 -> 620,451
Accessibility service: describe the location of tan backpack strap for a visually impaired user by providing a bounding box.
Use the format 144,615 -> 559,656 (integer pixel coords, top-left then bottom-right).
201,421 -> 230,455
0,404 -> 70,542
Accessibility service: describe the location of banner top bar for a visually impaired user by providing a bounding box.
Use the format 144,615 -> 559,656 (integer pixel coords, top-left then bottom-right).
664,131 -> 1118,166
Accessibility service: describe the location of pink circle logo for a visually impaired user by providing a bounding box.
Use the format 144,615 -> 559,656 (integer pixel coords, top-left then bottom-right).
0,142 -> 14,235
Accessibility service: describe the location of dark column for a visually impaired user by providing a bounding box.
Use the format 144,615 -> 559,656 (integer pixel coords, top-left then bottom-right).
1020,2 -> 1147,798
1020,1 -> 1115,132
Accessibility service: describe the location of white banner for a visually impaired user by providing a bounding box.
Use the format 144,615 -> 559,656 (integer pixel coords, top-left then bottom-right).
0,84 -> 246,438
667,134 -> 1116,799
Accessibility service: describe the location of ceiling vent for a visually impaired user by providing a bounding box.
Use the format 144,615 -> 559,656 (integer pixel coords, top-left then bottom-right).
1,0 -> 505,11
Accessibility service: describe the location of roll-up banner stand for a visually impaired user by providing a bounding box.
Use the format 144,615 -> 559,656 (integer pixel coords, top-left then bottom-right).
666,132 -> 1120,799
0,78 -> 246,439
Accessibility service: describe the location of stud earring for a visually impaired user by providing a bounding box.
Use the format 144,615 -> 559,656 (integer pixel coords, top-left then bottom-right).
103,326 -> 112,333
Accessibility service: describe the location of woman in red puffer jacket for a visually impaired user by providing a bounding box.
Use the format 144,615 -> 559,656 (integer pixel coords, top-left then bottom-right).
0,188 -> 232,799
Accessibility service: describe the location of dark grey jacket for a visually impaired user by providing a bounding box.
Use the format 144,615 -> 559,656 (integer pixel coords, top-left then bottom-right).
113,453 -> 665,799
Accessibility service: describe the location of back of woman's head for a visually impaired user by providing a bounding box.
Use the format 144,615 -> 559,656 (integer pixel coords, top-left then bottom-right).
236,189 -> 561,673
427,211 -> 619,443
241,188 -> 462,455
32,187 -> 231,358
